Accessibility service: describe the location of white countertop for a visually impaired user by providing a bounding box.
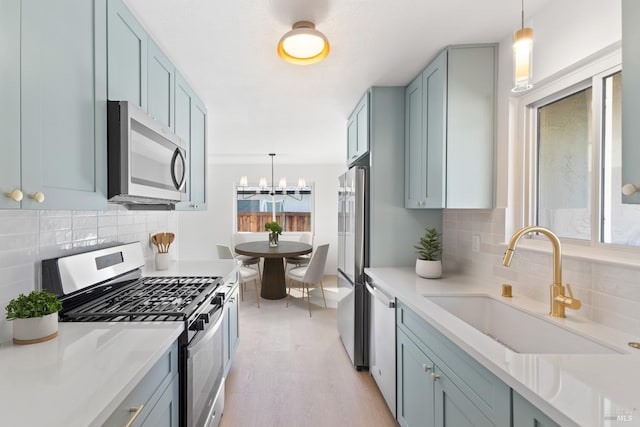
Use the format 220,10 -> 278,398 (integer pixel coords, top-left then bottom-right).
0,322 -> 183,427
0,258 -> 237,427
365,267 -> 640,427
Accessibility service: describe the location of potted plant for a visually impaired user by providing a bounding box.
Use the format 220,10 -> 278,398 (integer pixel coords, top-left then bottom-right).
5,290 -> 63,345
265,221 -> 283,247
414,227 -> 443,279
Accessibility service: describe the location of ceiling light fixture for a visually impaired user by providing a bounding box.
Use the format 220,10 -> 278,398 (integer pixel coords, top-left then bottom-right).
512,0 -> 534,92
277,21 -> 330,65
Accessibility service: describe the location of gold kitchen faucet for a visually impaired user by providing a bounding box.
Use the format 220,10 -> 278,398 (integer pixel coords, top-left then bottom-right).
502,226 -> 581,318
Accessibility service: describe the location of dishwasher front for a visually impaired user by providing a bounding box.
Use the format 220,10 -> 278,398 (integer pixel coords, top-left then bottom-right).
366,280 -> 396,418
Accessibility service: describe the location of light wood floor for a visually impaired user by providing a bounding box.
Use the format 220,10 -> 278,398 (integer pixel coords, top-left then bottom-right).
220,276 -> 398,427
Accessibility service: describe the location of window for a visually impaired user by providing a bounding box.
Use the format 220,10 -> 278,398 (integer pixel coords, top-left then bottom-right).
235,185 -> 313,232
525,59 -> 640,247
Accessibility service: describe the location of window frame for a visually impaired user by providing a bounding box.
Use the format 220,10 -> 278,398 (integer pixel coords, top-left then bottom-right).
232,182 -> 315,234
510,46 -> 640,264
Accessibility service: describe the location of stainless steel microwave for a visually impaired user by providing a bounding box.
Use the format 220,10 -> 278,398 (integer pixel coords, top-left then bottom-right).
107,100 -> 188,209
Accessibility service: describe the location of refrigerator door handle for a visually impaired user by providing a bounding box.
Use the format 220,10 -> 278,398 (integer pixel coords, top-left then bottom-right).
365,281 -> 395,308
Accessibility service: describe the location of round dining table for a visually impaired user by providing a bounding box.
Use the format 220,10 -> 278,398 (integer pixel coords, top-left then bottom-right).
234,241 -> 312,299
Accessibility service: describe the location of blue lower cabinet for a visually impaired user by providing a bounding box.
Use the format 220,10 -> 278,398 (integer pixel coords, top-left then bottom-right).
140,375 -> 180,427
512,391 -> 560,427
104,341 -> 179,426
397,329 -> 435,427
396,302 -> 512,427
433,366 -> 495,427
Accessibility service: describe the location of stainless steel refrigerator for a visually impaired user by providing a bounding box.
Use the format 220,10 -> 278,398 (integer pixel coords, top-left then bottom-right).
337,166 -> 368,369
337,87 -> 442,371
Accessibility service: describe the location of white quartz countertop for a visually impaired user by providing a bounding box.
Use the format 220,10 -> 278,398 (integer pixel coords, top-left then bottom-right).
0,258 -> 237,426
0,322 -> 183,427
365,267 -> 640,427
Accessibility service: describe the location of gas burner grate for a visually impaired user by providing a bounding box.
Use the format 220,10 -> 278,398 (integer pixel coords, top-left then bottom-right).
62,276 -> 222,322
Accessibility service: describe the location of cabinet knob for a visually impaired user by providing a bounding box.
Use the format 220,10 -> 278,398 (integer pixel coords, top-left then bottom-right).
29,192 -> 45,203
431,373 -> 441,381
422,364 -> 431,372
622,183 -> 639,196
5,188 -> 23,202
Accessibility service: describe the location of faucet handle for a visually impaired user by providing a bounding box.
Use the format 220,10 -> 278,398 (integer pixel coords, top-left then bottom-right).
561,283 -> 582,310
565,283 -> 574,298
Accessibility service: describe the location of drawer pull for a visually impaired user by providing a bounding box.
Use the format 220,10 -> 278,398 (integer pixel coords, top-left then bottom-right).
422,364 -> 431,372
125,405 -> 144,427
5,188 -> 23,202
432,373 -> 441,382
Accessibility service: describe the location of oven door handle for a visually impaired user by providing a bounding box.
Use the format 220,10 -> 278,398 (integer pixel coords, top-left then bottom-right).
189,308 -> 223,351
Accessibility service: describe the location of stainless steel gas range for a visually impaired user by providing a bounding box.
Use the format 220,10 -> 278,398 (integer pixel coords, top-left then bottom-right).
42,242 -> 226,427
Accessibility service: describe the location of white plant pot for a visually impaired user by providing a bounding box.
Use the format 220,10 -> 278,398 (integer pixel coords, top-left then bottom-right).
12,312 -> 59,345
415,259 -> 442,279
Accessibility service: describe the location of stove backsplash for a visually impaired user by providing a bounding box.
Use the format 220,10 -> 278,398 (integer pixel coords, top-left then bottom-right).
0,205 -> 177,342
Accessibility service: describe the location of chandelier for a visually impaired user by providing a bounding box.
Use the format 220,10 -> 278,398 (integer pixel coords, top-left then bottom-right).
237,153 -> 309,201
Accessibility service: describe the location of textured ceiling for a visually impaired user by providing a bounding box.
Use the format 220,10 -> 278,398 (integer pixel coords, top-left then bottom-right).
124,0 -> 553,165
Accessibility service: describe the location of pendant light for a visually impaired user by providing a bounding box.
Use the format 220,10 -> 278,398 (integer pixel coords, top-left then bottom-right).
512,0 -> 534,92
277,21 -> 330,65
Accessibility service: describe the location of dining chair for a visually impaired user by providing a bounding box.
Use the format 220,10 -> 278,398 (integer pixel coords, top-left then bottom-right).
286,243 -> 329,317
231,233 -> 262,280
284,232 -> 314,270
216,244 -> 260,308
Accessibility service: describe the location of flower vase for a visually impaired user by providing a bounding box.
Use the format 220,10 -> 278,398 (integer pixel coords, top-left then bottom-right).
269,232 -> 279,247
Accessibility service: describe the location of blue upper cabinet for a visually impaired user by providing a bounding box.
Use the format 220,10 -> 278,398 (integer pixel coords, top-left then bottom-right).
0,0 -> 21,209
175,72 -> 207,211
17,0 -> 107,210
622,0 -> 640,204
107,0 -> 147,109
405,45 -> 496,209
404,53 -> 447,209
347,92 -> 370,166
148,38 -> 175,131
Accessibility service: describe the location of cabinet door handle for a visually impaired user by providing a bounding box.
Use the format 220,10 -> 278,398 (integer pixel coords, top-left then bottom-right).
125,405 -> 144,427
432,373 -> 441,381
29,192 -> 45,203
5,189 -> 23,202
422,364 -> 431,372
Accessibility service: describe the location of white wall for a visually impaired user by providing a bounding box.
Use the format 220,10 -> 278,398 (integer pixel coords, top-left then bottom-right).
177,162 -> 345,274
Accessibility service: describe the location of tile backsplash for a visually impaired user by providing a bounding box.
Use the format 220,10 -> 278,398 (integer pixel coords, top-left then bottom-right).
442,209 -> 640,337
0,206 -> 177,342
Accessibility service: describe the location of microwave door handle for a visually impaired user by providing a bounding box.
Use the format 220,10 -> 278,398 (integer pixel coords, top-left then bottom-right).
170,148 -> 186,191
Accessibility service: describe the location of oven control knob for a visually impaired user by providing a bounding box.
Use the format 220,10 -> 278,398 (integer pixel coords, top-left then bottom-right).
198,313 -> 210,323
212,294 -> 224,306
190,319 -> 206,331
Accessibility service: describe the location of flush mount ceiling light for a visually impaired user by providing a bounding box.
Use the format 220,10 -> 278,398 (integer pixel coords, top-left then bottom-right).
512,0 -> 534,92
277,21 -> 330,65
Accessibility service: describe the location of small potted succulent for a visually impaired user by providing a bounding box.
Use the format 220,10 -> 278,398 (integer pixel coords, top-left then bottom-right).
414,227 -> 443,279
264,221 -> 283,247
5,290 -> 63,345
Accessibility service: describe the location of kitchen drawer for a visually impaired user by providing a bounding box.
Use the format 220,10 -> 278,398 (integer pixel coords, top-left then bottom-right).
397,302 -> 510,427
103,340 -> 178,426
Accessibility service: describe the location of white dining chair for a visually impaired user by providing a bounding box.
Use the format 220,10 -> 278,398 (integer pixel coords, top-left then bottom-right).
216,244 -> 260,308
231,233 -> 262,280
286,243 -> 329,317
284,232 -> 314,270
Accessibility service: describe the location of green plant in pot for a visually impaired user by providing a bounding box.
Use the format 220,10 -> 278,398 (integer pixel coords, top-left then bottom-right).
5,290 -> 62,345
265,221 -> 283,247
414,227 -> 443,279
